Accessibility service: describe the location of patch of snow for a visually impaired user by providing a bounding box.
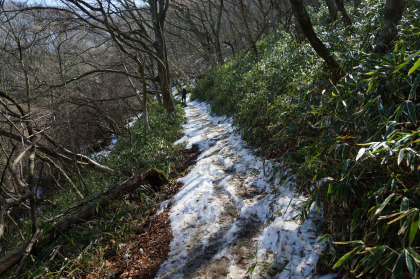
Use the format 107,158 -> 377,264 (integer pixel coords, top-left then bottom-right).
35,186 -> 43,199
157,199 -> 171,215
90,150 -> 111,160
110,136 -> 118,146
125,113 -> 142,128
172,86 -> 179,94
90,113 -> 141,160
314,275 -> 339,279
156,100 -> 334,278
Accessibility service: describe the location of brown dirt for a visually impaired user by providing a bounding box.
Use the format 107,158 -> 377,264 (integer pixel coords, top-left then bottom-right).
116,208 -> 173,279
85,145 -> 201,279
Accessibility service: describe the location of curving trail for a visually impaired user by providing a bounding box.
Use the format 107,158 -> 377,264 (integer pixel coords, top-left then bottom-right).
155,100 -> 331,279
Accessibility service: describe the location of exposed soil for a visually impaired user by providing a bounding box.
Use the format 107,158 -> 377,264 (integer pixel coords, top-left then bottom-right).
116,208 -> 173,279
85,145 -> 201,279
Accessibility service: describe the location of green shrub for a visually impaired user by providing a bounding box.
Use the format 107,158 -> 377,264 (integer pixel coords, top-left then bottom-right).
103,103 -> 185,178
192,0 -> 419,277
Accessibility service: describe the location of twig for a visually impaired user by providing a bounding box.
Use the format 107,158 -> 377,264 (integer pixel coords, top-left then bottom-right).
6,212 -> 25,241
284,196 -> 295,216
13,230 -> 40,279
36,153 -> 84,200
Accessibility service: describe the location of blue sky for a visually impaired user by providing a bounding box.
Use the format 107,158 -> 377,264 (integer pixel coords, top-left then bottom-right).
16,0 -> 64,7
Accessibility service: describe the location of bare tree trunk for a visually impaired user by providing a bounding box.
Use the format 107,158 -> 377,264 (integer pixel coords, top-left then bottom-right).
291,0 -> 341,82
294,14 -> 306,43
150,0 -> 175,114
120,54 -> 145,109
224,41 -> 236,57
225,15 -> 241,55
238,0 -> 258,58
335,0 -> 352,27
27,148 -> 37,234
212,0 -> 224,65
325,0 -> 338,22
150,81 -> 162,104
0,197 -> 6,240
160,73 -> 175,113
0,145 -> 16,239
13,229 -> 40,278
139,59 -> 150,130
67,105 -> 87,195
353,0 -> 361,11
381,0 -> 406,49
214,36 -> 224,65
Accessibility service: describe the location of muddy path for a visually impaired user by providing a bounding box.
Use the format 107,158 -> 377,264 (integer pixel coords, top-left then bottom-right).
155,101 -> 327,279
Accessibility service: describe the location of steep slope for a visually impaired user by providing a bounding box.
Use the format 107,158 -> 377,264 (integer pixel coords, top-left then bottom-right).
191,1 -> 419,277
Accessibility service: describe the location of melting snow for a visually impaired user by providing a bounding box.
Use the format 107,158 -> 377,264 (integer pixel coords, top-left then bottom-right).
125,113 -> 142,128
156,100 -> 333,278
91,113 -> 141,159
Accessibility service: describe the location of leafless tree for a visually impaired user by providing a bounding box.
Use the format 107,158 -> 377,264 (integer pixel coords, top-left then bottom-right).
0,1 -> 147,251
63,0 -> 176,114
169,0 -> 225,69
224,0 -> 273,58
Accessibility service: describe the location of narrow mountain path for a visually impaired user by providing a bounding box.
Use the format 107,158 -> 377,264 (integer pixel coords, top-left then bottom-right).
155,100 -> 331,279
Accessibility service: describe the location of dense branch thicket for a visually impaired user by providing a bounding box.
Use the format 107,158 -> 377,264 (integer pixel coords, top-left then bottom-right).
0,3 -> 124,247
0,2 -> 158,275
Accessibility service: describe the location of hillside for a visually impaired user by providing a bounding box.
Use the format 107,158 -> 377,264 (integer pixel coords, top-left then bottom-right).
192,0 -> 419,277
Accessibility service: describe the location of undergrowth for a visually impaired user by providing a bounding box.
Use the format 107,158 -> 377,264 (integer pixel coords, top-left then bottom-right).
2,103 -> 185,278
192,1 -> 419,278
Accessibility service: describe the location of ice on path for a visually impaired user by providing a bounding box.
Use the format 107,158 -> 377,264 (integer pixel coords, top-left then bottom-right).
156,100 -> 328,279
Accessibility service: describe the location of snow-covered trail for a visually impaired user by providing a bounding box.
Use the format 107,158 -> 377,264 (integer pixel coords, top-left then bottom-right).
155,100 -> 330,279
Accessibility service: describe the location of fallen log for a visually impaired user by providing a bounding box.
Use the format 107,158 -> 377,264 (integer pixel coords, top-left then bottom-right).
0,168 -> 168,277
